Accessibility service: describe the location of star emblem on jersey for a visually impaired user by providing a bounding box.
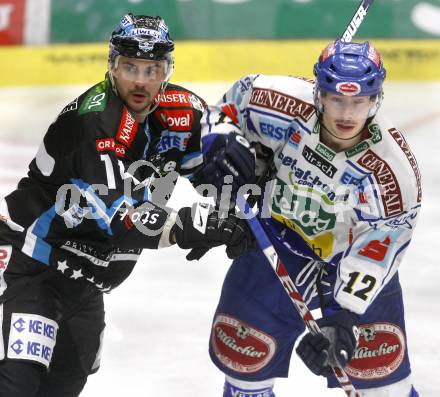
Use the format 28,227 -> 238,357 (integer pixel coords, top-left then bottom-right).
70,269 -> 83,280
57,260 -> 69,273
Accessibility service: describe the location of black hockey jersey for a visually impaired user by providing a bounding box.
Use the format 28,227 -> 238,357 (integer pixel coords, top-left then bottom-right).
0,76 -> 206,290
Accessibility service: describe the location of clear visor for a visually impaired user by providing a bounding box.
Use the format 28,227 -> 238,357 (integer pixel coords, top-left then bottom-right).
115,58 -> 173,84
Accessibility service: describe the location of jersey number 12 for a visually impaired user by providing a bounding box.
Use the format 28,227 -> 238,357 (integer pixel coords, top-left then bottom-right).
342,271 -> 376,301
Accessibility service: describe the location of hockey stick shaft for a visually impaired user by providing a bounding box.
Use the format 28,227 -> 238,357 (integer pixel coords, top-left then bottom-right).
236,195 -> 360,397
341,0 -> 375,42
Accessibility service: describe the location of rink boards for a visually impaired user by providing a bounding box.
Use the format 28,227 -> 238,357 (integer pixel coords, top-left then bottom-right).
1,40 -> 440,87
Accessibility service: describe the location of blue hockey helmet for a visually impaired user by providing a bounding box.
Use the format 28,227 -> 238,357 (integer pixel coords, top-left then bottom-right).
314,40 -> 386,98
109,14 -> 174,66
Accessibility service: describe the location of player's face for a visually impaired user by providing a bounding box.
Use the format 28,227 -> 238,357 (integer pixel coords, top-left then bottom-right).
112,56 -> 167,113
321,92 -> 373,143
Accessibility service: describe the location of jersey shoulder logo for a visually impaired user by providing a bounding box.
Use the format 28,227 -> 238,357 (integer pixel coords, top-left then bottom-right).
79,80 -> 109,115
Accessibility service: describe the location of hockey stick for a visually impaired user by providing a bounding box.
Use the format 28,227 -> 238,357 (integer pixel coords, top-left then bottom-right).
236,195 -> 360,397
341,0 -> 375,42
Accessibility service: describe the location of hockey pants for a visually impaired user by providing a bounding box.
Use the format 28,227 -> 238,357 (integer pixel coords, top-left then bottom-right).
0,246 -> 105,397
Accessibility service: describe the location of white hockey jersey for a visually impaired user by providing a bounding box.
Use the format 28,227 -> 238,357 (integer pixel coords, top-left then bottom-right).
201,74 -> 422,315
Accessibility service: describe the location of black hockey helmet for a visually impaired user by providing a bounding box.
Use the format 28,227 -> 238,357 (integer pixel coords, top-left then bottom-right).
109,14 -> 174,64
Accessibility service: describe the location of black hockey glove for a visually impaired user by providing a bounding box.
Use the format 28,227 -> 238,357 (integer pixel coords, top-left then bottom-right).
200,133 -> 256,203
296,309 -> 360,377
171,203 -> 255,261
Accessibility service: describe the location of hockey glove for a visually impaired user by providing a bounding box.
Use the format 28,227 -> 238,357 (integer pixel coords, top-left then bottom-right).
171,203 -> 255,260
296,309 -> 360,377
199,133 -> 256,204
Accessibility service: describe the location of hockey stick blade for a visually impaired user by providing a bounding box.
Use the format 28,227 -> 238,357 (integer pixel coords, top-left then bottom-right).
236,195 -> 360,397
341,0 -> 375,42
